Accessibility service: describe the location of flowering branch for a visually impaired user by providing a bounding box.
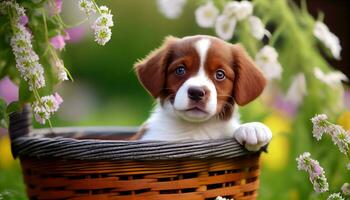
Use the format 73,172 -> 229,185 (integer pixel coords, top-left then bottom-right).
296,152 -> 329,193
0,0 -> 115,126
296,114 -> 350,199
311,114 -> 350,158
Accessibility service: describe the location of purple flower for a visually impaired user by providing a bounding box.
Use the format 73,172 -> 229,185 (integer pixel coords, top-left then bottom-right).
274,95 -> 298,117
344,90 -> 350,109
49,0 -> 62,16
0,76 -> 18,104
50,34 -> 66,50
55,0 -> 62,13
35,113 -> 45,124
296,152 -> 329,193
311,114 -> 350,155
65,26 -> 86,43
19,15 -> 28,25
54,93 -> 63,105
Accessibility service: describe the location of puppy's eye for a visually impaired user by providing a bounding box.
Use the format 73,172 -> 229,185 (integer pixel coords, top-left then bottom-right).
175,65 -> 186,76
215,69 -> 226,81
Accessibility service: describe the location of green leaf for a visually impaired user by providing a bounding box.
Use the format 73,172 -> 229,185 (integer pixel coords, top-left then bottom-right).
19,80 -> 34,106
0,98 -> 8,128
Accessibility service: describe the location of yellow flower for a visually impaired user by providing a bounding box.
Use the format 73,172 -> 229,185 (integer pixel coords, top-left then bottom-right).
261,112 -> 291,171
0,134 -> 15,168
338,111 -> 350,131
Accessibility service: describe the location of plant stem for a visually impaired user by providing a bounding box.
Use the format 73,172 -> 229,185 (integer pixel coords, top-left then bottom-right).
91,0 -> 102,14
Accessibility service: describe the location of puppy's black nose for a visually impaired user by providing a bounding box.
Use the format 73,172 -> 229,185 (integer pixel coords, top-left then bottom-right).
188,87 -> 205,101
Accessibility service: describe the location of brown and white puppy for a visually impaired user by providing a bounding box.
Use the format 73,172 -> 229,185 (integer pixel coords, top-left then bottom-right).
134,35 -> 272,151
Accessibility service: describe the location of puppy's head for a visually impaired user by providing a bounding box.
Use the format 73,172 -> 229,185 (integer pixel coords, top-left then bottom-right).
135,35 -> 266,122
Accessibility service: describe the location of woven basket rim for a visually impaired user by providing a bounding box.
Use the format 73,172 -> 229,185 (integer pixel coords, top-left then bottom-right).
11,126 -> 258,161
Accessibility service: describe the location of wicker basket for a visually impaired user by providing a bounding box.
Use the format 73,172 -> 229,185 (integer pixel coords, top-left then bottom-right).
9,106 -> 264,200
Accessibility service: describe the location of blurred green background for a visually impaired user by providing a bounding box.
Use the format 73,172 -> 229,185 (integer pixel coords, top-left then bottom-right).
1,0 -> 350,200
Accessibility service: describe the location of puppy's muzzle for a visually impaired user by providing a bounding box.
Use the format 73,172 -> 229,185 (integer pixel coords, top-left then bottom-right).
188,87 -> 205,102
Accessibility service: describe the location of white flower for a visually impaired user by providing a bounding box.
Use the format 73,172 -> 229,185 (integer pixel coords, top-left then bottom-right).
314,21 -> 341,60
285,73 -> 307,106
92,13 -> 114,29
79,2 -> 114,46
341,183 -> 350,196
296,152 -> 311,171
78,0 -> 96,16
327,193 -> 345,200
314,67 -> 348,86
195,1 -> 219,28
296,152 -> 329,193
248,16 -> 270,40
223,1 -> 240,19
311,114 -> 328,140
8,3 -> 46,91
157,0 -> 186,19
55,59 -> 68,82
223,0 -> 252,21
33,93 -> 63,124
328,125 -> 350,155
0,2 -> 25,18
99,5 -> 110,14
311,113 -> 350,155
255,45 -> 282,80
94,27 -> 112,45
215,15 -> 236,41
238,1 -> 253,20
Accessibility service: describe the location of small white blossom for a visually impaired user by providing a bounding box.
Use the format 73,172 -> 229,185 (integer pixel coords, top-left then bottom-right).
78,0 -> 96,16
0,1 -> 26,17
94,27 -> 112,45
311,113 -> 350,155
296,152 -> 329,193
255,45 -> 282,80
223,0 -> 252,21
328,125 -> 350,155
79,2 -> 114,46
33,93 -> 63,124
215,15 -> 236,41
341,183 -> 350,196
99,5 -> 109,14
238,1 -> 253,20
314,21 -> 341,60
285,73 -> 307,106
157,0 -> 186,19
248,16 -> 270,40
195,1 -> 219,28
327,193 -> 345,200
55,59 -> 68,81
7,3 -> 46,91
314,67 -> 348,87
92,13 -> 114,29
92,6 -> 114,45
311,114 -> 328,140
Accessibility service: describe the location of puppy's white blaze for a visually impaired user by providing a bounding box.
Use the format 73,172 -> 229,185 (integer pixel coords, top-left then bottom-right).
195,38 -> 211,70
173,38 -> 217,121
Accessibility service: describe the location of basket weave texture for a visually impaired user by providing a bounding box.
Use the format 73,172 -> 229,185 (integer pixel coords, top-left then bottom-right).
9,106 -> 262,200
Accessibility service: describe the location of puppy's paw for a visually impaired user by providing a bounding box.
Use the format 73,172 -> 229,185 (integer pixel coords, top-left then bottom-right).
234,122 -> 272,151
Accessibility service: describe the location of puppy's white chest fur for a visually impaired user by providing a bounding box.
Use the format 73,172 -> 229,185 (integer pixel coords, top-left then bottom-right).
141,102 -> 240,141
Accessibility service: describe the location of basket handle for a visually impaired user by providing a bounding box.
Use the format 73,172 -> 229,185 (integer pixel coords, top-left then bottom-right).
8,104 -> 32,157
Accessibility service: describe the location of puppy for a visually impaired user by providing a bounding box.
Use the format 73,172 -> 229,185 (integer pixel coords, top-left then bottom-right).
133,35 -> 272,151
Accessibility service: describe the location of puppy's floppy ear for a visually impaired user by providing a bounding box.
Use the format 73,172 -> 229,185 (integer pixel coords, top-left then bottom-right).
134,36 -> 178,98
231,44 -> 267,106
